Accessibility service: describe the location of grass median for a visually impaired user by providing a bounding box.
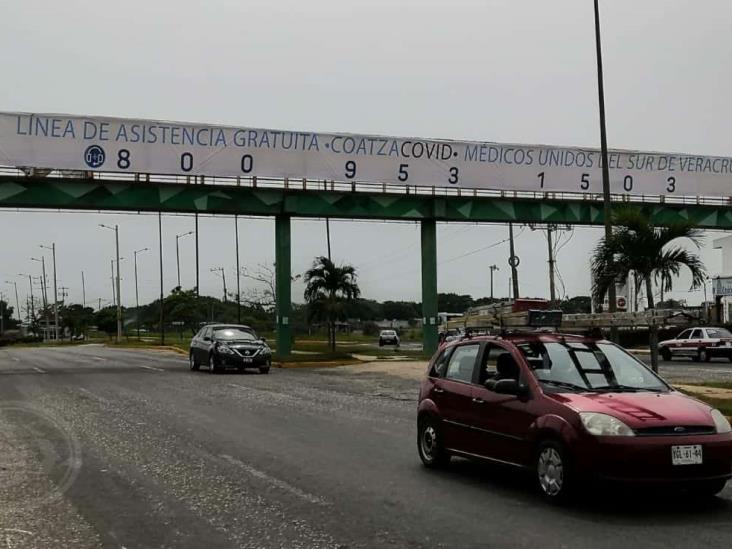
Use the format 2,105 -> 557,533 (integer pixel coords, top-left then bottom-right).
677,382 -> 732,419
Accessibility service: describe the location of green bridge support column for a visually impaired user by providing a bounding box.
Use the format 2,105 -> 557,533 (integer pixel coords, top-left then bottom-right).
421,219 -> 438,356
275,215 -> 292,357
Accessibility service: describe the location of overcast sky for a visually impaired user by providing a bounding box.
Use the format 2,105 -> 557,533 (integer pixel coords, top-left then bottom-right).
1,0 -> 730,311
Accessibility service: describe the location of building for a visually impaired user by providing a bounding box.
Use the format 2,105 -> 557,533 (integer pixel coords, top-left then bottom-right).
712,235 -> 732,322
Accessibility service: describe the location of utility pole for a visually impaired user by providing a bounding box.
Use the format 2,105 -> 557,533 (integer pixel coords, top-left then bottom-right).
326,219 -> 332,261
195,214 -> 200,296
547,226 -> 557,302
81,271 -> 86,308
508,223 -> 520,300
19,274 -> 34,329
40,244 -> 59,340
134,247 -> 148,340
235,216 -> 241,323
593,0 -> 616,317
489,265 -> 499,300
30,258 -> 48,339
158,212 -> 165,345
100,225 -> 122,341
175,230 -> 194,288
211,267 -> 227,302
0,293 -> 4,336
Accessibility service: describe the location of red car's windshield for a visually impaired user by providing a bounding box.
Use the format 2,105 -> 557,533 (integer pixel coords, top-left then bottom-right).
516,340 -> 669,393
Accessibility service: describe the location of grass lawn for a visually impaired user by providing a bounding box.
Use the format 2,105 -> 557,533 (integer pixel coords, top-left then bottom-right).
678,383 -> 732,418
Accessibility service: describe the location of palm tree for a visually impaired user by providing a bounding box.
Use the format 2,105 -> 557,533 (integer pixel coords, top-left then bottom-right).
304,256 -> 361,352
591,207 -> 706,372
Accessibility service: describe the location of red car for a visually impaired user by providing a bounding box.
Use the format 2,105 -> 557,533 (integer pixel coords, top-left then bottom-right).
417,333 -> 732,501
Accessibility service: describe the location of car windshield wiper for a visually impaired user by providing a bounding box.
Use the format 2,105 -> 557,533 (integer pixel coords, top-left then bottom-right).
593,385 -> 664,393
539,380 -> 591,392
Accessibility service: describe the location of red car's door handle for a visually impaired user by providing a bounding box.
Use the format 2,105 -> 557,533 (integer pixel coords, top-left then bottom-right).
433,387 -> 444,394
472,397 -> 485,404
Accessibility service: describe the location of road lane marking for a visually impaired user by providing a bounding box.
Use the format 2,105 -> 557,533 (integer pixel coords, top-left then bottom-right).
139,365 -> 164,372
32,367 -> 45,374
92,356 -> 107,361
11,357 -> 20,362
219,454 -> 327,505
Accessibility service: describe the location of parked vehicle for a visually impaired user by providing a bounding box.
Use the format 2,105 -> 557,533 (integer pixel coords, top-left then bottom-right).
438,329 -> 464,349
189,324 -> 272,374
417,332 -> 732,501
379,329 -> 400,347
658,327 -> 732,362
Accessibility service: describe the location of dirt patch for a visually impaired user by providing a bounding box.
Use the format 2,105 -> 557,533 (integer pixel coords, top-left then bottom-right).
676,384 -> 732,399
336,360 -> 428,380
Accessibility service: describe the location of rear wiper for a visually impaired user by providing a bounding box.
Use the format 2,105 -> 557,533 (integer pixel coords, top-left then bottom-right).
540,380 -> 590,392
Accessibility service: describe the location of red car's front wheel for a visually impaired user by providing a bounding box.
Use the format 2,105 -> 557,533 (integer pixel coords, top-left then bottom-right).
417,416 -> 450,469
536,440 -> 573,502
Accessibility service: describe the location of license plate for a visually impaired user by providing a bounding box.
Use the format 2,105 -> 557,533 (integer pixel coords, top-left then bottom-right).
726,342 -> 731,347
242,357 -> 253,363
671,445 -> 702,465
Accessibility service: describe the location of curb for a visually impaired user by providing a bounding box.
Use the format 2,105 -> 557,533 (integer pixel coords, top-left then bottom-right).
105,344 -> 188,356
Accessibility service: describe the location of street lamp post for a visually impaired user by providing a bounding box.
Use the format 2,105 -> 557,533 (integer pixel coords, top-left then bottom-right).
100,224 -> 122,341
134,247 -> 149,340
110,259 -> 116,305
175,231 -> 194,288
40,244 -> 59,340
593,0 -> 616,316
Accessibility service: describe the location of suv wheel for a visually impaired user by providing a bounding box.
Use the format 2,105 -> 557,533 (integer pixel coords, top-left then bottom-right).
536,440 -> 572,502
189,353 -> 199,371
259,359 -> 271,375
660,348 -> 671,361
417,416 -> 450,468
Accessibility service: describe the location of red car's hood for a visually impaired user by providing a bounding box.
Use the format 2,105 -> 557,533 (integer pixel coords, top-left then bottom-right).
546,391 -> 714,429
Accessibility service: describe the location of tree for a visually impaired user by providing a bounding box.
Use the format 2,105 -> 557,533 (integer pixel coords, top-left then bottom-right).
591,207 -> 706,372
437,293 -> 474,313
382,301 -> 419,321
304,256 -> 361,352
60,304 -> 95,338
94,306 -> 119,337
164,287 -> 199,332
0,299 -> 18,334
559,296 -> 592,314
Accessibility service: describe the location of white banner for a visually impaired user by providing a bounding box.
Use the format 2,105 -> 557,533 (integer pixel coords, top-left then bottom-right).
2,111 -> 732,197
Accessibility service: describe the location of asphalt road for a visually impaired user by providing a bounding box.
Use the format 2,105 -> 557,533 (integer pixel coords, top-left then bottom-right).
1,346 -> 732,549
643,355 -> 732,383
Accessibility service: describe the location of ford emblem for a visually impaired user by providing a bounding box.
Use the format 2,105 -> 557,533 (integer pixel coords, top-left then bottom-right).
673,426 -> 685,433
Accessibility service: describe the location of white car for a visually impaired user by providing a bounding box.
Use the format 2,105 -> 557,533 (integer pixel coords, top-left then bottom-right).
658,327 -> 732,362
378,330 -> 400,347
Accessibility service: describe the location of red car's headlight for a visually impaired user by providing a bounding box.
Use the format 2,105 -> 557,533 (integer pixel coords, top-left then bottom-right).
580,412 -> 635,437
711,409 -> 732,434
